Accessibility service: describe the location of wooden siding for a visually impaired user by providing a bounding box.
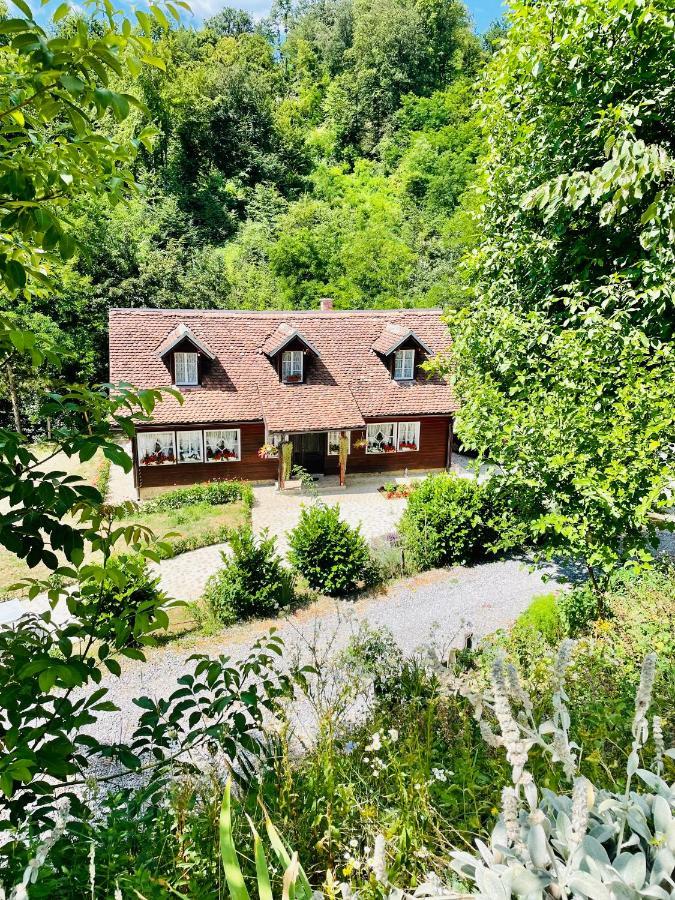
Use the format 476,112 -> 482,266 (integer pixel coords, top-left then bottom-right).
137,422 -> 277,492
324,416 -> 451,475
136,415 -> 452,495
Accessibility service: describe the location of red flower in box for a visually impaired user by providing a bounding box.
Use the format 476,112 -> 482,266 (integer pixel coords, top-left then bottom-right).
285,374 -> 301,383
383,443 -> 396,453
213,449 -> 223,461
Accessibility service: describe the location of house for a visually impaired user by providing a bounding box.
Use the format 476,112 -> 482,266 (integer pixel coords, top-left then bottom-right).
108,301 -> 459,496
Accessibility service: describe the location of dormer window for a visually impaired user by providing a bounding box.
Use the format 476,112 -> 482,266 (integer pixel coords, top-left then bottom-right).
174,351 -> 198,386
282,350 -> 303,384
394,349 -> 415,381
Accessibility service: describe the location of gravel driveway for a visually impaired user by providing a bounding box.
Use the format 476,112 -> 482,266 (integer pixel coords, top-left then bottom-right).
84,556 -> 557,747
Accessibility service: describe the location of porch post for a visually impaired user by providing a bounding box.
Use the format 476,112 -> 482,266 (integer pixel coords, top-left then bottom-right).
338,430 -> 348,487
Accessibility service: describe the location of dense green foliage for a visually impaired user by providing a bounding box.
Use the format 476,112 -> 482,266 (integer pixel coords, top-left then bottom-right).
141,479 -> 253,512
0,0 -> 489,431
398,472 -> 493,569
96,552 -> 167,638
288,502 -> 374,595
203,527 -> 294,623
447,0 -> 675,587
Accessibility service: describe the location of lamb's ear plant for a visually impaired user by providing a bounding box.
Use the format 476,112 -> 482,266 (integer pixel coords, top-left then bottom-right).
445,649 -> 675,899
219,778 -> 314,900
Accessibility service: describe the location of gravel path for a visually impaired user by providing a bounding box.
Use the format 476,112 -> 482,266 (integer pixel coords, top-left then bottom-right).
84,556 -> 557,746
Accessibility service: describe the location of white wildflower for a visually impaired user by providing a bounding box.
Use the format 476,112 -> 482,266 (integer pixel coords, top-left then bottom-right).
479,719 -> 502,749
653,715 -> 664,776
388,728 -> 399,743
370,834 -> 387,883
633,654 -> 656,746
349,839 -> 358,848
552,728 -> 577,780
430,768 -> 447,783
366,732 -> 382,752
89,842 -> 96,899
501,786 -> 520,848
491,654 -> 531,783
569,777 -> 590,851
114,883 -> 123,900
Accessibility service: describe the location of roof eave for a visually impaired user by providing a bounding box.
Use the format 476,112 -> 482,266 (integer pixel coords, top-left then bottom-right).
157,326 -> 216,361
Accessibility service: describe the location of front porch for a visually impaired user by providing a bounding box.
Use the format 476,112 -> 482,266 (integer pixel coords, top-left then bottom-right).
269,415 -> 453,488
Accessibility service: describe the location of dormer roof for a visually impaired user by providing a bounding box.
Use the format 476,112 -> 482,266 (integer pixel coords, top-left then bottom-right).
371,323 -> 433,357
261,323 -> 321,358
156,323 -> 216,360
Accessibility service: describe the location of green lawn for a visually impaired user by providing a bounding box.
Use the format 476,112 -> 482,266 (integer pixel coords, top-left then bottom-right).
120,500 -> 249,557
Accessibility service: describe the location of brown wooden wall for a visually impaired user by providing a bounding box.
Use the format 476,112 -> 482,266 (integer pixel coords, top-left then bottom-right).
136,415 -> 451,495
137,422 -> 278,493
324,416 -> 451,475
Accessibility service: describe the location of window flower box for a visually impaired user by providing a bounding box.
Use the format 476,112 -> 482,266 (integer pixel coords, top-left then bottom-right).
383,443 -> 396,453
141,449 -> 174,465
284,373 -> 301,384
399,441 -> 418,451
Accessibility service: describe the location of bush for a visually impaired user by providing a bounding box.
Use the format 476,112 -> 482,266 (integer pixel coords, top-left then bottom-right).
288,503 -> 374,596
398,472 -> 491,571
143,480 -> 253,513
511,592 -> 564,644
203,527 -> 294,624
97,554 -> 167,642
556,583 -> 599,634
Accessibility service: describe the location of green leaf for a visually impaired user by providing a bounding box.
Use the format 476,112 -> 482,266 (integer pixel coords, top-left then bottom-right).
52,2 -> 70,22
219,779 -> 251,900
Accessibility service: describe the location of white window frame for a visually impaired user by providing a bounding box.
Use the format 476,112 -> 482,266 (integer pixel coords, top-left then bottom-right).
204,428 -> 241,463
327,431 -> 351,456
281,350 -> 303,383
393,349 -> 415,381
397,421 -> 420,452
176,429 -> 204,463
366,422 -> 397,455
138,431 -> 176,466
174,351 -> 199,386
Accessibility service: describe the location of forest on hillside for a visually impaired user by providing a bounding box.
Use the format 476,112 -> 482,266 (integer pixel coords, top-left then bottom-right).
1,0 -> 499,430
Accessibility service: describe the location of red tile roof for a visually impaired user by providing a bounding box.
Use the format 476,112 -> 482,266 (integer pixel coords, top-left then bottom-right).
109,308 -> 458,432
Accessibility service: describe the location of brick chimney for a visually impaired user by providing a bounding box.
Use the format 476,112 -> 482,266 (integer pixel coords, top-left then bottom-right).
320,297 -> 334,311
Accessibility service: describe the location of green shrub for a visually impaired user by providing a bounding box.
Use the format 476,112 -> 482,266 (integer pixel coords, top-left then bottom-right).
143,480 -> 253,513
398,472 -> 491,570
203,527 -> 294,624
512,592 -> 564,644
556,583 -> 599,634
97,554 -> 167,643
288,503 -> 374,596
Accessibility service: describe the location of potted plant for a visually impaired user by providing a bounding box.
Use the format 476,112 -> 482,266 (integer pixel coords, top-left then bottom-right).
258,443 -> 279,460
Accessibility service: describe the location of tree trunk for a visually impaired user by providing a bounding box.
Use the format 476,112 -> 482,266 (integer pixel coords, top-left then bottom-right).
5,361 -> 22,434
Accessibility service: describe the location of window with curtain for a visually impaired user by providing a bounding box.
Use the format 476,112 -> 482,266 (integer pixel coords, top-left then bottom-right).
205,429 -> 240,462
393,349 -> 415,380
174,352 -> 198,386
327,431 -> 351,455
366,422 -> 397,454
397,421 -> 420,452
177,430 -> 203,463
138,432 -> 175,465
281,350 -> 303,383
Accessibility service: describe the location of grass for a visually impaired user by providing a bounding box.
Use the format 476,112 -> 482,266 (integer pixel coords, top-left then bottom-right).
120,500 -> 249,557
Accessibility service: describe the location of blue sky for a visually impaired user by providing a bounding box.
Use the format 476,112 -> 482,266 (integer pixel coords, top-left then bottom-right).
186,0 -> 507,31
34,0 -> 507,33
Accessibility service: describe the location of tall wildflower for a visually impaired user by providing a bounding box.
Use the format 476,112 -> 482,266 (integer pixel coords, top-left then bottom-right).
491,654 -> 532,785
653,716 -> 664,776
370,835 -> 387,883
633,653 -> 656,746
10,799 -> 70,897
569,777 -> 590,852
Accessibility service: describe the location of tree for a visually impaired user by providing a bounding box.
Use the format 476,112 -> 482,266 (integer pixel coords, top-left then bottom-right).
204,7 -> 254,38
446,0 -> 675,590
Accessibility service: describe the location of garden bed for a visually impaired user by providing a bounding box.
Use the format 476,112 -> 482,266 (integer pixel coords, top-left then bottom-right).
378,481 -> 414,499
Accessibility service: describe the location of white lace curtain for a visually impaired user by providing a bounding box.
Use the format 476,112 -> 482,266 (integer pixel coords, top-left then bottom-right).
138,432 -> 175,465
